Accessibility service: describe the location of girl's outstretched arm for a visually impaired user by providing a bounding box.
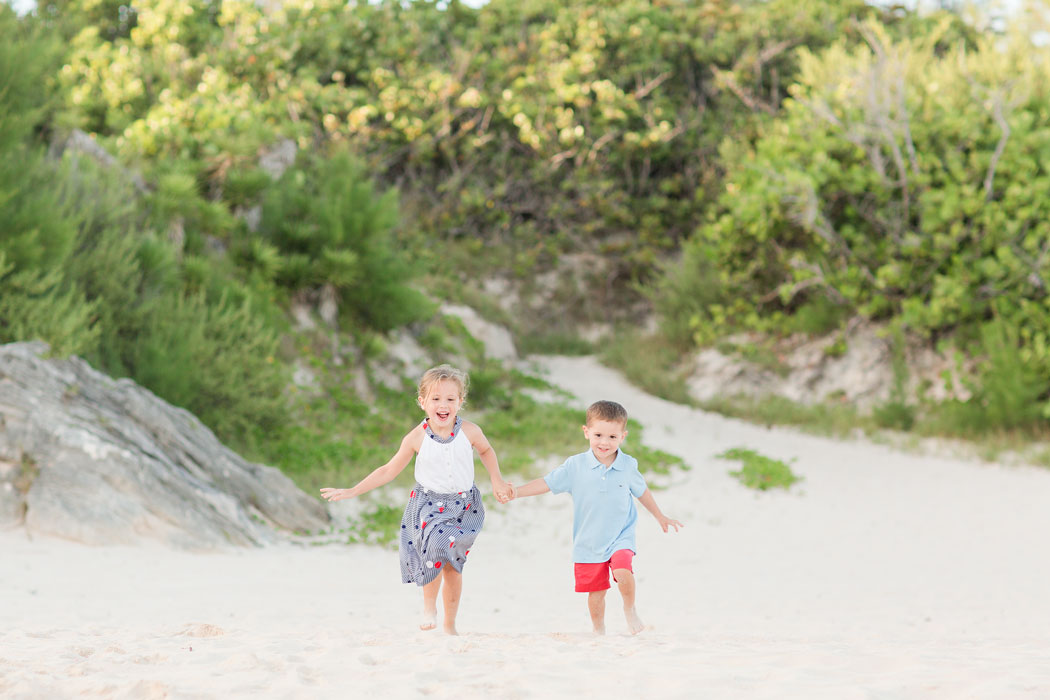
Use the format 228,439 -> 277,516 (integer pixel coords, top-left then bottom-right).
636,489 -> 683,532
320,427 -> 421,502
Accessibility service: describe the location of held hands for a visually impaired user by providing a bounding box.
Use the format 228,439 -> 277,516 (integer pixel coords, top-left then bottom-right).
492,480 -> 516,504
319,487 -> 355,502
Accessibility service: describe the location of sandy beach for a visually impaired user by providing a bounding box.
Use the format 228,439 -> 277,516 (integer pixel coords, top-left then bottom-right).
3,355 -> 1050,699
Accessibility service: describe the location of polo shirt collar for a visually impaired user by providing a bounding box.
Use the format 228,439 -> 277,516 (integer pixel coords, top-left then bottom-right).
587,449 -> 625,470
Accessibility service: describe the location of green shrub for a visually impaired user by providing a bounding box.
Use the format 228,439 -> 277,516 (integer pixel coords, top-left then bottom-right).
929,317 -> 1048,435
671,21 -> 1050,348
649,242 -> 725,349
259,149 -> 432,332
872,326 -> 915,431
0,261 -> 99,357
129,291 -> 288,441
718,447 -> 801,491
342,503 -> 405,548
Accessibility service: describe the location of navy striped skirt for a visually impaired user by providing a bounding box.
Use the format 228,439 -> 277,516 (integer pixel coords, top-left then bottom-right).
399,483 -> 485,586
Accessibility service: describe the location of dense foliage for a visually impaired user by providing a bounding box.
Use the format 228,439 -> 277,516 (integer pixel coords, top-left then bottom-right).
658,16 -> 1050,428
4,0 -> 1050,459
0,3 -> 426,443
51,0 -> 904,312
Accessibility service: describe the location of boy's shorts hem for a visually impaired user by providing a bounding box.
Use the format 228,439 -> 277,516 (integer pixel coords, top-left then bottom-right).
573,549 -> 635,592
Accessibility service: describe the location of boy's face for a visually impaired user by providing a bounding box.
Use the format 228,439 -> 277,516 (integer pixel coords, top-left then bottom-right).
582,419 -> 627,465
420,379 -> 463,431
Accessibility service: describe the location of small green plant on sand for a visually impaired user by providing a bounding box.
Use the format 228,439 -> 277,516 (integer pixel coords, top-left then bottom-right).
343,503 -> 405,548
718,447 -> 800,491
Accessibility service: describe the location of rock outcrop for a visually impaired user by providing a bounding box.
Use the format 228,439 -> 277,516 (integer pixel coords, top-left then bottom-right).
688,322 -> 967,408
0,342 -> 328,548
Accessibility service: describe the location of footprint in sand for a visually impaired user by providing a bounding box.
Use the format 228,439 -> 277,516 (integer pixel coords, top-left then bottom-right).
180,623 -> 225,638
127,680 -> 170,700
133,653 -> 169,665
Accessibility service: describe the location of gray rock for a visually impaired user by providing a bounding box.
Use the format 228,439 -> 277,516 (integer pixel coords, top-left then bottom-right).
443,305 -> 519,361
688,322 -> 967,408
0,342 -> 328,548
49,129 -> 148,193
258,138 -> 298,180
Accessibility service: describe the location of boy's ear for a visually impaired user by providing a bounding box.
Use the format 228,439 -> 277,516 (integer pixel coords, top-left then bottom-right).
581,424 -> 589,438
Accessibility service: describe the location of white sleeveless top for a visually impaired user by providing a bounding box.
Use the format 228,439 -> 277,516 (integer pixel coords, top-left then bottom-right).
414,424 -> 476,493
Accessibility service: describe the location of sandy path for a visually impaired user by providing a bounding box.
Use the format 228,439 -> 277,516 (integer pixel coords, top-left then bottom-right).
2,355 -> 1049,699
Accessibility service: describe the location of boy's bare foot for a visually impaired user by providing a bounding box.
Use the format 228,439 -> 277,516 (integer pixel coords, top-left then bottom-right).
443,622 -> 458,635
624,607 -> 645,635
420,611 -> 437,631
592,623 -> 606,635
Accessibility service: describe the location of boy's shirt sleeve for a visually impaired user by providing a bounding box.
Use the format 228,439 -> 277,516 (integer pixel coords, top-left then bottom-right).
627,456 -> 647,498
543,458 -> 574,494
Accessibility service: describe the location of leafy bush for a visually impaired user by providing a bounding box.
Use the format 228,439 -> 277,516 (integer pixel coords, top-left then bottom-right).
129,291 -> 288,439
718,447 -> 800,491
0,261 -> 99,357
259,148 -> 431,331
666,21 -> 1050,347
929,317 -> 1049,435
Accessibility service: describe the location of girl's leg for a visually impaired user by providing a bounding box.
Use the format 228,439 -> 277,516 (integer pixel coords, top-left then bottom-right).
440,566 -> 463,635
612,569 -> 644,635
587,590 -> 607,635
421,575 -> 441,630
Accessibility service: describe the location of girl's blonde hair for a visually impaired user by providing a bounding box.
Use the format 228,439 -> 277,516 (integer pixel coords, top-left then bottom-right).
417,364 -> 469,406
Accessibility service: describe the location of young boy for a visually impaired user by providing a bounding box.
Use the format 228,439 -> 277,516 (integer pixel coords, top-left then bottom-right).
508,400 -> 682,635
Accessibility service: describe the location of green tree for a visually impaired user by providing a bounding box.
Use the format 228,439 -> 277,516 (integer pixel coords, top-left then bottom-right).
258,148 -> 431,331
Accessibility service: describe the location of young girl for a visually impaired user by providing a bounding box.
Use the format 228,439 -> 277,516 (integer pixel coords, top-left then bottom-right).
320,364 -> 513,635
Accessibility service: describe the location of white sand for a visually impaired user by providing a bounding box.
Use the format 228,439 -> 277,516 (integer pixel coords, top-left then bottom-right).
3,355 -> 1050,699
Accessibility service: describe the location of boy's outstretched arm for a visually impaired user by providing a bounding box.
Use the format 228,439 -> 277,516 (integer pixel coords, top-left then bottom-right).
508,477 -> 550,501
637,489 -> 683,532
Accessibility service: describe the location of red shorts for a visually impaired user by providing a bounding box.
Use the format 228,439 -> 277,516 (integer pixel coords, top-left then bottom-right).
573,550 -> 635,592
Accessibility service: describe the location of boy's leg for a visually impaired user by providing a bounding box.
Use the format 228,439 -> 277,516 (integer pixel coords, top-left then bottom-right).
421,574 -> 441,631
440,566 -> 463,635
611,550 -> 644,635
575,561 -> 611,635
587,590 -> 608,635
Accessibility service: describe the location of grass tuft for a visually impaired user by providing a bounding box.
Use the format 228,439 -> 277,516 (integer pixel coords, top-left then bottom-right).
718,447 -> 801,491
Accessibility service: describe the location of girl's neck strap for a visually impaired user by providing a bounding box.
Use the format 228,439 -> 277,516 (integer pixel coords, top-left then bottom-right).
423,415 -> 461,444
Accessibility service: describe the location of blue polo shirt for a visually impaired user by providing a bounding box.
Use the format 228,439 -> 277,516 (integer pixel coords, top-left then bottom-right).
544,449 -> 649,563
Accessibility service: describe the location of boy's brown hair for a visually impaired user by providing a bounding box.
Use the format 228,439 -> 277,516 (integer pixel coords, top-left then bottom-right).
585,400 -> 628,427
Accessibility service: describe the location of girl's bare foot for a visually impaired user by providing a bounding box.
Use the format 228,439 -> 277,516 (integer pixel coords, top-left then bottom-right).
443,622 -> 458,636
420,611 -> 437,631
592,623 -> 606,635
624,607 -> 645,635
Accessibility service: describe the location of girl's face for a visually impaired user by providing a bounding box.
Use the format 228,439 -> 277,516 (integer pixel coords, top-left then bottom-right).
420,379 -> 464,431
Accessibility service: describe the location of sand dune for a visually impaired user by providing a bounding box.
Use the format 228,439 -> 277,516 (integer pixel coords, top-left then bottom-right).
3,355 -> 1049,698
